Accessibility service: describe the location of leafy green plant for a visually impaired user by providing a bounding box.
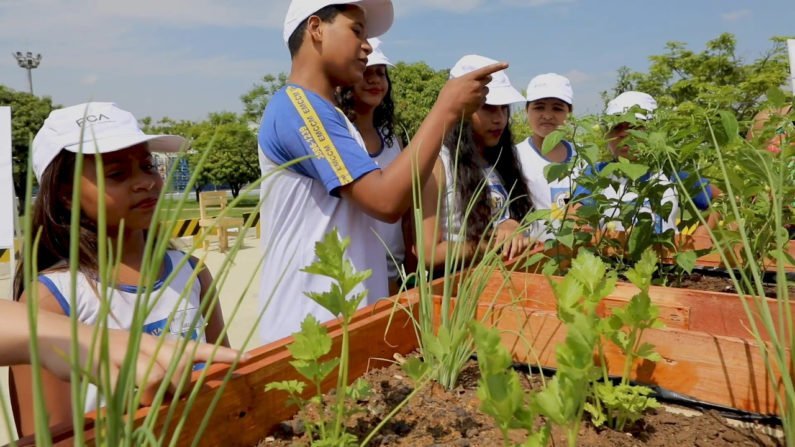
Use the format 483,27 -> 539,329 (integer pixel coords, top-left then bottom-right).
473,250 -> 665,446
265,229 -> 372,447
471,322 -> 550,447
395,123 -> 537,391
586,249 -> 663,431
673,99 -> 795,446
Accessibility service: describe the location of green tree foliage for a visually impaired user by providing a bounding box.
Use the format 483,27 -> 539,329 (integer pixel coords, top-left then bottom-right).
190,112 -> 259,198
389,61 -> 449,144
604,33 -> 793,128
0,85 -> 56,201
240,73 -> 288,124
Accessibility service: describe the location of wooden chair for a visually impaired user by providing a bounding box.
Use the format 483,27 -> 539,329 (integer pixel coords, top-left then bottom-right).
198,191 -> 244,253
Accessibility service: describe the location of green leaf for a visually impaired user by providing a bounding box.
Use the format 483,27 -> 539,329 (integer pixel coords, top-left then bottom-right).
265,380 -> 306,395
636,343 -> 662,362
401,357 -> 430,383
719,110 -> 739,143
288,314 -> 332,361
347,378 -> 373,401
544,161 -> 573,183
675,250 -> 698,274
541,129 -> 565,155
601,161 -> 650,181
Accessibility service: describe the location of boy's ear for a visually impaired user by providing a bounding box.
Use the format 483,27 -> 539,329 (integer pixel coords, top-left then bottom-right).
306,15 -> 324,43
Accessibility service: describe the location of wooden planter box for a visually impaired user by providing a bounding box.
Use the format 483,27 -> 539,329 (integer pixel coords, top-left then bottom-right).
14,266 -> 791,445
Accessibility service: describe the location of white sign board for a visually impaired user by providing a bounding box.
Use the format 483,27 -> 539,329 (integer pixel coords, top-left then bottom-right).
0,107 -> 14,250
789,40 -> 795,96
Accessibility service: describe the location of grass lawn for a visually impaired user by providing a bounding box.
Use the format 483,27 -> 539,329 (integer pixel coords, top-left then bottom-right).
159,195 -> 259,221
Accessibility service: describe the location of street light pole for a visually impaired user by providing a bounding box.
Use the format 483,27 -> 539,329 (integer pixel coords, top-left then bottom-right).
12,51 -> 42,95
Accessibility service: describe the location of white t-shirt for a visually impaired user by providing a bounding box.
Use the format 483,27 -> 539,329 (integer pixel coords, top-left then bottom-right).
575,165 -> 680,234
439,146 -> 511,243
257,86 -> 388,345
517,138 -> 580,240
368,135 -> 405,281
37,250 -> 206,412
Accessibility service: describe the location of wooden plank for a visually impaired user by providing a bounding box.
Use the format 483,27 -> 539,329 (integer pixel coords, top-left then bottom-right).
14,300 -> 419,447
475,270 -> 793,340
482,303 -> 783,415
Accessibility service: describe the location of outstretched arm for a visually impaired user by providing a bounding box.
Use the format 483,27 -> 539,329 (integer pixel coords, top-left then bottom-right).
341,63 -> 509,223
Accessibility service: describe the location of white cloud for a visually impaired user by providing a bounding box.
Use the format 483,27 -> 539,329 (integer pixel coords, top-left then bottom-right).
721,9 -> 751,22
397,0 -> 572,15
81,74 -> 99,86
564,69 -> 591,84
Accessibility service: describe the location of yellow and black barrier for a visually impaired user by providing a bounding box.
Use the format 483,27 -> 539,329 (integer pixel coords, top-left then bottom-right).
169,213 -> 260,242
0,239 -> 22,265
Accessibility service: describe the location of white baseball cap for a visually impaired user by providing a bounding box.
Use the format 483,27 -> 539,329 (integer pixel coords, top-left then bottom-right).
605,91 -> 658,120
367,37 -> 394,67
283,0 -> 394,44
525,73 -> 573,105
32,102 -> 186,180
449,54 -> 525,106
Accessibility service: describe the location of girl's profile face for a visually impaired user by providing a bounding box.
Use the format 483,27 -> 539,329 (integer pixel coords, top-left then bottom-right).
80,143 -> 163,231
353,64 -> 388,108
471,104 -> 509,149
527,98 -> 570,139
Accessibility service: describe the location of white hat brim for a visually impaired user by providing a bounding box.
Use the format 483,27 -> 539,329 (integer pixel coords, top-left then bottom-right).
356,0 -> 394,39
62,134 -> 187,155
486,86 -> 526,106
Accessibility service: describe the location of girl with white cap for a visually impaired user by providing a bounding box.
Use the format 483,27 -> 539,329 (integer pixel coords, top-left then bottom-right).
415,55 -> 533,269
338,38 -> 405,295
11,102 -> 230,435
516,73 -> 578,240
574,91 -> 719,234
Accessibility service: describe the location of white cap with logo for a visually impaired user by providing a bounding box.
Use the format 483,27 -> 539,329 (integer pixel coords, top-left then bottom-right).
367,37 -> 394,67
449,54 -> 525,106
32,102 -> 186,180
283,0 -> 394,44
525,73 -> 573,105
605,91 -> 658,120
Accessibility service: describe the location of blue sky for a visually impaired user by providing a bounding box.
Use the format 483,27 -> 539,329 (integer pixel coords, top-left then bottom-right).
1,0 -> 793,122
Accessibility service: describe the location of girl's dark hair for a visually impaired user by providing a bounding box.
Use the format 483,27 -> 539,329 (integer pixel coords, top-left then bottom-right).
288,5 -> 348,58
13,151 -> 99,300
338,67 -> 396,148
444,114 -> 533,243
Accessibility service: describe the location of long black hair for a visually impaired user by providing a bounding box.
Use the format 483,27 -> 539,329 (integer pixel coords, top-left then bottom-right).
444,114 -> 533,243
13,151 -> 101,300
338,67 -> 396,148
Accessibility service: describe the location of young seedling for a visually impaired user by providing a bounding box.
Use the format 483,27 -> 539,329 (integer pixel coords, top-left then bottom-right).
587,248 -> 664,431
265,229 -> 372,446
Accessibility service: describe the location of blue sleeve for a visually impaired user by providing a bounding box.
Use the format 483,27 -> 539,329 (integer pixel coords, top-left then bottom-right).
258,86 -> 379,196
676,171 -> 713,211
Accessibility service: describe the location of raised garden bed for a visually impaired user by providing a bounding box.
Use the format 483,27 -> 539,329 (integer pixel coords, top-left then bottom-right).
14,267 -> 791,446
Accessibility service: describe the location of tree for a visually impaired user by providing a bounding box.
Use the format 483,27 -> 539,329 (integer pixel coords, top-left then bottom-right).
190,112 -> 259,199
240,73 -> 288,124
604,33 -> 793,127
0,85 -> 56,201
389,62 -> 449,144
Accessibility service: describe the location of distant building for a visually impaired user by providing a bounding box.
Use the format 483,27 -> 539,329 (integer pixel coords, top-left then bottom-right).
153,152 -> 191,192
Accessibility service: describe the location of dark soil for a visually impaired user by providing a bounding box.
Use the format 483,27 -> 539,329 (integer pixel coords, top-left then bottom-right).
667,271 -> 794,299
257,360 -> 782,447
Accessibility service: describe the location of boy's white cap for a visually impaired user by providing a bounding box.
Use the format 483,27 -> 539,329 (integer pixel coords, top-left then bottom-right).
605,91 -> 658,120
32,102 -> 186,180
367,37 -> 394,67
283,0 -> 394,44
449,54 -> 525,106
525,73 -> 573,105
